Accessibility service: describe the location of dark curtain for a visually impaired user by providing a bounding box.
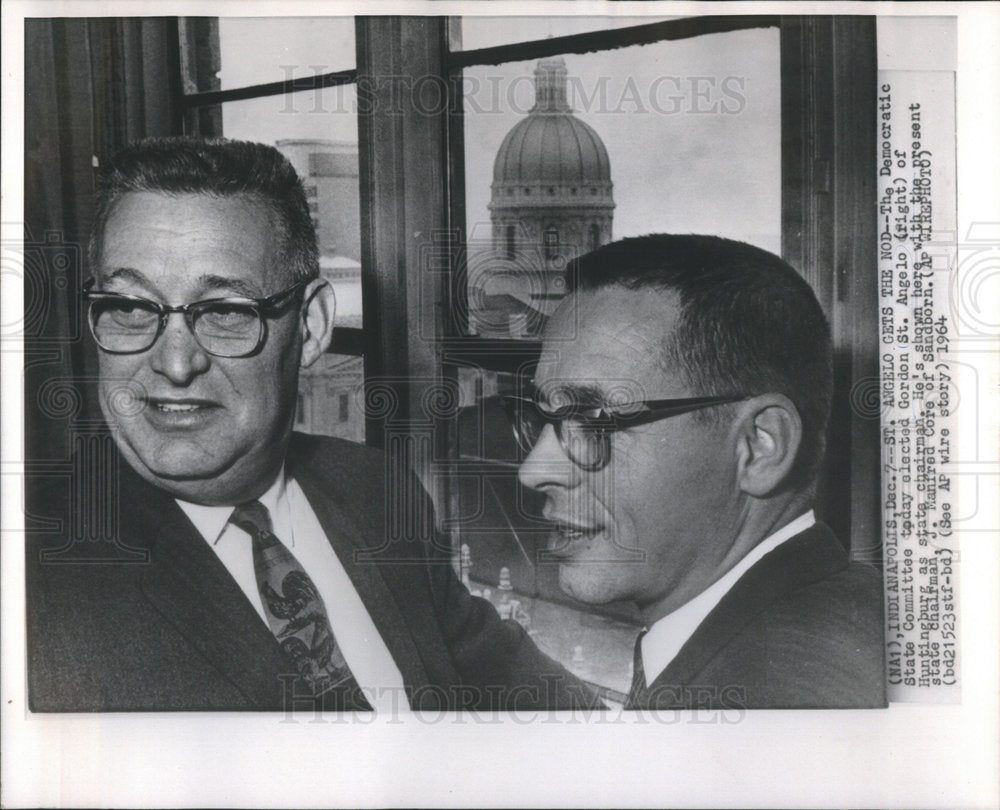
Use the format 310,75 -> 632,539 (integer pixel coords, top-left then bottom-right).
24,18 -> 181,465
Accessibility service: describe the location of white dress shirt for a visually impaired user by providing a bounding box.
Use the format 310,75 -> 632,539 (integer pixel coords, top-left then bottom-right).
175,469 -> 405,711
638,510 -> 817,688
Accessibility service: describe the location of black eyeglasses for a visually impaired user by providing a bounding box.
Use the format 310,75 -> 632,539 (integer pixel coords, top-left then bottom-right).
500,394 -> 744,472
82,277 -> 311,358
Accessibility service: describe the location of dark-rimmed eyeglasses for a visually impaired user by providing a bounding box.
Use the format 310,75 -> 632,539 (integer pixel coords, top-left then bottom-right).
500,394 -> 745,472
81,277 -> 311,358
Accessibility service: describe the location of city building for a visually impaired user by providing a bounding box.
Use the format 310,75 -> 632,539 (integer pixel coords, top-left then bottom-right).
275,139 -> 365,440
469,57 -> 615,337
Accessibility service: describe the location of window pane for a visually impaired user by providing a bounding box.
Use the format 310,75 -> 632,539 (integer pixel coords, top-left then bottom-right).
453,366 -> 639,694
460,27 -> 780,338
455,16 -> 675,51
218,87 -> 362,326
216,88 -> 365,442
182,17 -> 356,93
298,353 -> 365,442
451,26 -> 781,692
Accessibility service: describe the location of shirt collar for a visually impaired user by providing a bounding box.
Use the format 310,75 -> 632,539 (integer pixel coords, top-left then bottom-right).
640,510 -> 816,688
175,466 -> 288,547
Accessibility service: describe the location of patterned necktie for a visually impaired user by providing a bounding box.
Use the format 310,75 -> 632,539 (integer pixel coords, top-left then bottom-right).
625,630 -> 647,710
229,500 -> 370,710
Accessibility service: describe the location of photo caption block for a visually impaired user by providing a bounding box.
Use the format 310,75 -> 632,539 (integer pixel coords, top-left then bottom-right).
877,69 -> 960,702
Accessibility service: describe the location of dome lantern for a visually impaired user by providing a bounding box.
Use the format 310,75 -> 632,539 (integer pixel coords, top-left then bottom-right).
531,57 -> 571,113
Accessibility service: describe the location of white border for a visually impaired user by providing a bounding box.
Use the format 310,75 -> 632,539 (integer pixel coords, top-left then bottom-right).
2,2 -> 998,808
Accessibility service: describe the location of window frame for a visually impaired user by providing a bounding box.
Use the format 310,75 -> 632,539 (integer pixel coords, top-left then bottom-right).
177,19 -> 364,362
438,15 -> 878,557
176,13 -> 877,557
172,15 -> 879,696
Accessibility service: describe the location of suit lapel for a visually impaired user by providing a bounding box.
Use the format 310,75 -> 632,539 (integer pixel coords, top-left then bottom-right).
651,523 -> 848,691
121,465 -> 286,707
291,445 -> 432,692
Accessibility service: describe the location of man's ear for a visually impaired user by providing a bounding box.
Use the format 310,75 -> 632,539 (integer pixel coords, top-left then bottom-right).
299,278 -> 336,368
733,394 -> 802,497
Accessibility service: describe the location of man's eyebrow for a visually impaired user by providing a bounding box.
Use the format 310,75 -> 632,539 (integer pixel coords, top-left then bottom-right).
196,275 -> 262,298
533,383 -> 607,408
98,270 -> 262,299
101,267 -> 150,289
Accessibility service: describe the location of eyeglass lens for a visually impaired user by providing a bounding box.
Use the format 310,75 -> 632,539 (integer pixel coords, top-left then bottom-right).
90,299 -> 263,357
509,398 -> 610,471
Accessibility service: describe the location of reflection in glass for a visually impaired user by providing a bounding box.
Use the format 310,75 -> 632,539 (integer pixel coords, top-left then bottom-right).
452,367 -> 639,694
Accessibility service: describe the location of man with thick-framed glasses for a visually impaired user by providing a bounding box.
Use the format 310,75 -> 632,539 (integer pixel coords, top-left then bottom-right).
513,234 -> 886,709
26,136 -> 593,713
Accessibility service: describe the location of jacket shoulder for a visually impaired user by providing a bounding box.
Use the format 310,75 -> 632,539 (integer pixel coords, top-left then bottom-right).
726,561 -> 886,707
287,432 -> 438,558
287,433 -> 389,505
289,432 -> 386,478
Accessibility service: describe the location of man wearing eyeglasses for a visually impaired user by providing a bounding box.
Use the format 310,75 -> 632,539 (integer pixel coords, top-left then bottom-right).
26,137 -> 592,712
512,234 -> 886,709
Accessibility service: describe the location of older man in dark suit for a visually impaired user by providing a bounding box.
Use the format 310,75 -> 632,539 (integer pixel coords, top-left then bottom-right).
511,234 -> 886,709
26,137 -> 591,713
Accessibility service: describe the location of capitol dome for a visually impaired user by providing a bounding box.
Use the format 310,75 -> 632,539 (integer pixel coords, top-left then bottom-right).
476,57 -> 614,338
492,58 -> 612,194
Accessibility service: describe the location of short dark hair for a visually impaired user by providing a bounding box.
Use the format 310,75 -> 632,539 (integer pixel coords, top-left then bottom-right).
566,233 -> 833,485
89,137 -> 318,282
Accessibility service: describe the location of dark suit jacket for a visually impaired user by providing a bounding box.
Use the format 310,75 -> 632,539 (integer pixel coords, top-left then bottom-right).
635,523 -> 887,710
26,432 -> 594,712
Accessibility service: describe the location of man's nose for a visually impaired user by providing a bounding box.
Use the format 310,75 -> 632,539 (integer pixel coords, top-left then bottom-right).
148,314 -> 211,384
517,423 -> 579,491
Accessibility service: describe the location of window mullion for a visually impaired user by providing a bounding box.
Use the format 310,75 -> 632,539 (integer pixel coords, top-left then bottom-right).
356,16 -> 454,537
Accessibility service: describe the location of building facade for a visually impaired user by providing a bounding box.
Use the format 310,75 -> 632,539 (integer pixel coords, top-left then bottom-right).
470,57 -> 614,337
276,139 -> 365,440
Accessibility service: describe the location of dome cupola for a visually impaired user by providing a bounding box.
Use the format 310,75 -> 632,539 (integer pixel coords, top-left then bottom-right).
476,57 -> 614,337
491,57 -> 613,195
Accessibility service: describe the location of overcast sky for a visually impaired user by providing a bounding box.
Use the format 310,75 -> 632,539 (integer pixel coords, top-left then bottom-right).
219,16 -> 780,254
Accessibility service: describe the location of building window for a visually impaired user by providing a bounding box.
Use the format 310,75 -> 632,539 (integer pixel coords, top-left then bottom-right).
504,224 -> 516,260
589,222 -> 601,252
544,226 -> 559,260
338,392 -> 349,422
295,393 -> 306,427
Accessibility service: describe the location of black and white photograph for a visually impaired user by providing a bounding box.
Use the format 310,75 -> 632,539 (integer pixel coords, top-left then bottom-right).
2,2 -> 997,807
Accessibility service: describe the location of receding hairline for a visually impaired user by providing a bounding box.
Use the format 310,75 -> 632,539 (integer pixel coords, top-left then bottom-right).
91,188 -> 310,282
100,186 -> 283,215
541,284 -> 699,396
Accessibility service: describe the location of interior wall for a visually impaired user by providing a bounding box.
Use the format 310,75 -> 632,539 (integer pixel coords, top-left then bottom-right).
23,18 -> 181,465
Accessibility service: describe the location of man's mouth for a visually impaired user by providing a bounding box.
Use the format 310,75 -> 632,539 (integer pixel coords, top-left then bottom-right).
147,397 -> 217,410
557,523 -> 597,540
142,398 -> 220,425
545,516 -> 602,554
